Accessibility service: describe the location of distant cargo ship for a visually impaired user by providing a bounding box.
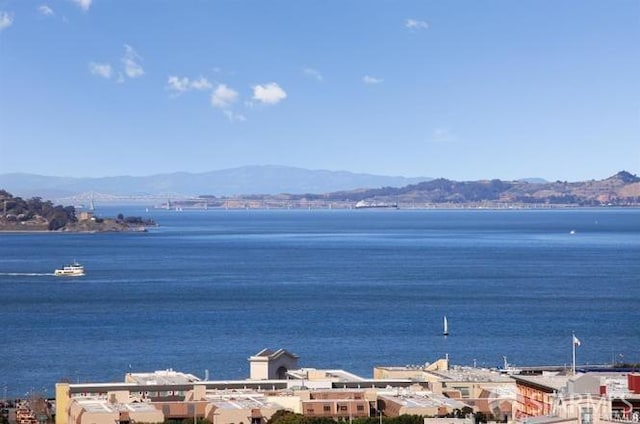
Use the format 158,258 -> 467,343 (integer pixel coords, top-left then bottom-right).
354,200 -> 398,209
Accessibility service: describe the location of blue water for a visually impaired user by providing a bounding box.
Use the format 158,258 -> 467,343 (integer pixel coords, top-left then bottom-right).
1,208 -> 639,397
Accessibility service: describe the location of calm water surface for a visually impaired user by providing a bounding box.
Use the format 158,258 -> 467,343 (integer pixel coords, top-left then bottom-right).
1,208 -> 639,397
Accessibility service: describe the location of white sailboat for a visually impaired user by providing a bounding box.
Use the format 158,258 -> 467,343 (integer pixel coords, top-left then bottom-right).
443,316 -> 449,336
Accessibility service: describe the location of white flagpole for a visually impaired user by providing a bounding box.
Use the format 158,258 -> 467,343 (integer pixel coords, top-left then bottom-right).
572,333 -> 577,375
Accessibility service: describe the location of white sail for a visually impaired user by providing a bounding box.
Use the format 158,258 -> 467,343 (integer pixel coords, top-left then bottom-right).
443,316 -> 449,335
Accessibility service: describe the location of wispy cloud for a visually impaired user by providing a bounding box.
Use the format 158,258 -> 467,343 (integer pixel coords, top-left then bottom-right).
362,75 -> 383,85
167,76 -> 189,93
405,18 -> 429,31
38,5 -> 55,16
190,77 -> 212,91
71,0 -> 91,12
89,45 -> 144,83
0,11 -> 14,31
122,44 -> 144,79
252,82 -> 287,105
89,62 -> 112,79
223,110 -> 247,123
303,67 -> 323,82
211,84 -> 238,109
431,127 -> 457,143
167,76 -> 212,95
210,84 -> 246,122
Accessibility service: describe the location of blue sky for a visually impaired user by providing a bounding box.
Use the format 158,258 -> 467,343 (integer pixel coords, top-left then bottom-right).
0,0 -> 638,181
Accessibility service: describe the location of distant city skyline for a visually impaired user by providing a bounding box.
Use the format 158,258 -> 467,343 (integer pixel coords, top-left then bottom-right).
0,1 -> 638,182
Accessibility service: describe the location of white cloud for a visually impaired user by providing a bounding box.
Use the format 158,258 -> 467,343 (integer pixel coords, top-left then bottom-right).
362,75 -> 383,84
0,11 -> 14,31
405,18 -> 429,31
223,110 -> 247,123
122,44 -> 144,79
303,67 -> 323,82
167,75 -> 189,93
71,0 -> 91,12
38,5 -> 54,16
89,62 -> 113,79
191,77 -> 212,91
252,82 -> 287,105
167,75 -> 213,95
167,76 -> 190,93
211,84 -> 238,108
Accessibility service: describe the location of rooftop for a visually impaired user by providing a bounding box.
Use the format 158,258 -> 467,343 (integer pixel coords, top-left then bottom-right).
378,390 -> 469,410
430,367 -> 516,383
126,369 -> 201,385
75,398 -> 159,414
204,393 -> 280,410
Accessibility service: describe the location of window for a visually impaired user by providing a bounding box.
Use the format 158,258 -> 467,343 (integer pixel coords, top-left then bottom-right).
323,406 -> 331,412
581,407 -> 593,424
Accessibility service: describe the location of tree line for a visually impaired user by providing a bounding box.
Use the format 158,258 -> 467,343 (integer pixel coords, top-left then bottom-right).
0,190 -> 76,230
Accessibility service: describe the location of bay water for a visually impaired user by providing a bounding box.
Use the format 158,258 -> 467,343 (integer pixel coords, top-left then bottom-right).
1,208 -> 639,397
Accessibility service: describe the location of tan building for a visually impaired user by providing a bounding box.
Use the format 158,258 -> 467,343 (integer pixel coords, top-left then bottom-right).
377,390 -> 470,417
203,392 -> 284,424
374,363 -> 516,420
125,368 -> 200,385
514,372 -> 640,424
249,349 -> 299,380
66,398 -> 164,424
57,351 -> 510,424
299,390 -> 371,419
76,211 -> 95,221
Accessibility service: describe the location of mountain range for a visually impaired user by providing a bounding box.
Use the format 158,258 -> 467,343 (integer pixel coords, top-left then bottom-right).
1,167 -> 638,208
0,165 -> 430,200
317,170 -> 640,207
180,170 -> 638,209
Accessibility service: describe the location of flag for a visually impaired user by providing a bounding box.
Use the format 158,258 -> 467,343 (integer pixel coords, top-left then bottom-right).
573,334 -> 581,347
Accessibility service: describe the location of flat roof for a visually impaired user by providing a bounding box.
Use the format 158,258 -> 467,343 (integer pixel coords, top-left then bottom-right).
205,394 -> 280,410
127,370 -> 200,385
378,392 -> 468,409
428,367 -> 515,383
286,368 -> 367,382
75,399 -> 159,414
512,375 -> 569,392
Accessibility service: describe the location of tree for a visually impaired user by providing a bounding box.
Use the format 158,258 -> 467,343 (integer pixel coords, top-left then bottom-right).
267,410 -> 305,424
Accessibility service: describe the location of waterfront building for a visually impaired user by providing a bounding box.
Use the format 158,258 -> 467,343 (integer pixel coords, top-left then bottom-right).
55,350 -> 462,424
377,389 -> 469,417
249,349 -> 299,380
374,363 -> 517,420
299,389 -> 371,419
514,372 -> 640,423
52,349 -> 640,424
66,397 -> 163,424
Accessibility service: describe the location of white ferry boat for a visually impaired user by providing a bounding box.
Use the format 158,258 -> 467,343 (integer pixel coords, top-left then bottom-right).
354,200 -> 398,209
54,262 -> 85,277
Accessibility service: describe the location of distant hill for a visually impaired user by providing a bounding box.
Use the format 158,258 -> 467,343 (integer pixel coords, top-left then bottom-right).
308,170 -> 640,207
191,171 -> 640,209
2,170 -> 637,209
0,166 -> 431,200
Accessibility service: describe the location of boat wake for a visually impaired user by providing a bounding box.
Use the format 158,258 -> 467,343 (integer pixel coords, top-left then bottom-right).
0,272 -> 54,276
